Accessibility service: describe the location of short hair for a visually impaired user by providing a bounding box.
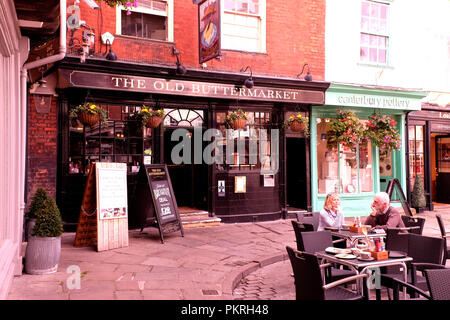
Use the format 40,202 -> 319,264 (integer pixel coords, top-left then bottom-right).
323,193 -> 340,211
374,192 -> 390,206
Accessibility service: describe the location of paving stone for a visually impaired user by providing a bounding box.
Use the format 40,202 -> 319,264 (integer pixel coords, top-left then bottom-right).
115,290 -> 143,300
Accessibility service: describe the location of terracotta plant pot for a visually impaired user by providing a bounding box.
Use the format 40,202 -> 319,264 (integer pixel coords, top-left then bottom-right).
290,121 -> 306,132
78,112 -> 100,126
145,116 -> 163,128
229,118 -> 247,130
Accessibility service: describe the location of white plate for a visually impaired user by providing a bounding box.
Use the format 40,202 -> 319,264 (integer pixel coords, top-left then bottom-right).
335,253 -> 357,259
357,256 -> 375,261
325,247 -> 352,255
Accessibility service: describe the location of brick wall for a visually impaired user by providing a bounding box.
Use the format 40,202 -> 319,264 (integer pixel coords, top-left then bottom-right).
74,0 -> 326,79
26,95 -> 58,210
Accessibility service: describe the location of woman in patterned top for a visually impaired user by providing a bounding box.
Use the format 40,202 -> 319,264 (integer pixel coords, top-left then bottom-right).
318,193 -> 344,231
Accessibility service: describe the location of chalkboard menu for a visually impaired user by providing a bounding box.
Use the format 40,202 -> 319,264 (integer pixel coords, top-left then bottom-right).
129,164 -> 183,243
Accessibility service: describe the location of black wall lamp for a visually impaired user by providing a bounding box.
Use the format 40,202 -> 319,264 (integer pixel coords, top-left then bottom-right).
297,63 -> 312,81
240,66 -> 254,88
172,47 -> 187,75
104,39 -> 117,61
31,78 -> 54,114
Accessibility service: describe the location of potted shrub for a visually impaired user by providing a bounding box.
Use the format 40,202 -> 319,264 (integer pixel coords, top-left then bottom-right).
25,188 -> 48,241
131,106 -> 165,129
285,113 -> 309,136
365,113 -> 401,151
226,109 -> 247,130
69,103 -> 108,127
25,196 -> 63,275
411,174 -> 426,214
326,109 -> 365,150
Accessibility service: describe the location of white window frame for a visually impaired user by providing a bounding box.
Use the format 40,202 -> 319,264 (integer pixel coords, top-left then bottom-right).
115,0 -> 173,42
220,0 -> 266,53
360,0 -> 390,65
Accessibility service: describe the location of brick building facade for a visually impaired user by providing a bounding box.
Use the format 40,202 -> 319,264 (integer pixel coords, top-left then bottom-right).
26,0 -> 328,228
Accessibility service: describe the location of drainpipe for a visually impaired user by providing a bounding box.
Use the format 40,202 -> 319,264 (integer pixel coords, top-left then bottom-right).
18,0 -> 66,273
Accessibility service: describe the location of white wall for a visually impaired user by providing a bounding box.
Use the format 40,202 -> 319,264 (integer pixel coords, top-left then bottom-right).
325,0 -> 450,92
0,0 -> 28,299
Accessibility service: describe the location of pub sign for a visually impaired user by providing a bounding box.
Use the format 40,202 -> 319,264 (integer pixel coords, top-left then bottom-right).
198,0 -> 221,64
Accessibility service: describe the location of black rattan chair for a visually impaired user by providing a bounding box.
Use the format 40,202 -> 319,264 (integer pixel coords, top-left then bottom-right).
296,212 -> 320,231
291,220 -> 314,251
401,215 -> 425,235
377,233 -> 445,299
299,230 -> 355,283
425,268 -> 450,300
379,275 -> 430,300
286,246 -> 367,300
436,214 -> 450,265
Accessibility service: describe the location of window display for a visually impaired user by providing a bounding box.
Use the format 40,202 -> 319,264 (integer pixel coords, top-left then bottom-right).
317,118 -> 373,194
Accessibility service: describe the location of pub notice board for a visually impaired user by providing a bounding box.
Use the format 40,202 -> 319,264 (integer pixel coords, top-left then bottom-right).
74,162 -> 129,251
129,164 -> 184,243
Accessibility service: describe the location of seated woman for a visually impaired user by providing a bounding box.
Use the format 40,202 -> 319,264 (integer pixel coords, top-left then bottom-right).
318,193 -> 344,231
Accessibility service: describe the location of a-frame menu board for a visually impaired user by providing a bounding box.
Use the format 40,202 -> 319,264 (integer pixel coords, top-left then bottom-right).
130,164 -> 184,243
385,178 -> 413,217
74,162 -> 129,251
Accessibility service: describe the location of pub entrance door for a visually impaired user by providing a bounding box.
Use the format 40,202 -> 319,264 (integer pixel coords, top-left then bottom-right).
286,137 -> 307,210
435,135 -> 450,203
162,108 -> 208,213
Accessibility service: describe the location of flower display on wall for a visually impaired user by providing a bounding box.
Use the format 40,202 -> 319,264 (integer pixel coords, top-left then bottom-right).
365,113 -> 401,151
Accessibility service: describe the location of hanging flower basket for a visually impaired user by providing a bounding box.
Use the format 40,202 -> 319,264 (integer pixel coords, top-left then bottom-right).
226,109 -> 247,130
285,113 -> 309,136
290,121 -> 305,132
229,118 -> 247,130
69,103 -> 108,127
78,112 -> 100,126
130,106 -> 165,129
146,115 -> 163,128
365,113 -> 401,151
326,109 -> 365,150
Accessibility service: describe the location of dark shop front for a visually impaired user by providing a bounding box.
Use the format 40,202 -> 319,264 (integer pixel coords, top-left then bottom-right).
407,100 -> 450,210
53,58 -> 329,229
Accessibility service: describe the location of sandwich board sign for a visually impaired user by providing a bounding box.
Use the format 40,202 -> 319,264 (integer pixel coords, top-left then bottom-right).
129,164 -> 184,243
385,178 -> 413,217
74,162 -> 129,251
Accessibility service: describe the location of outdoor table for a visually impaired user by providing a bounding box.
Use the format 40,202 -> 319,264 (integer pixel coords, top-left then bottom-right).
316,251 -> 412,300
330,229 -> 386,247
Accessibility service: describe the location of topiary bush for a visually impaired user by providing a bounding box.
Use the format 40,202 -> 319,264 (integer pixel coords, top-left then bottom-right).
28,188 -> 48,219
31,197 -> 63,238
411,174 -> 426,212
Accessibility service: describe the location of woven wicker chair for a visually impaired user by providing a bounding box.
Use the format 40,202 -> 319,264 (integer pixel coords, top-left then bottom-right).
286,246 -> 367,300
425,268 -> 450,300
401,215 -> 425,234
296,212 -> 320,231
436,214 -> 450,265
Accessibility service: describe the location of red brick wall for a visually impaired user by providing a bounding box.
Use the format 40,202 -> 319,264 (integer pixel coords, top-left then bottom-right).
74,0 -> 325,80
26,95 -> 58,210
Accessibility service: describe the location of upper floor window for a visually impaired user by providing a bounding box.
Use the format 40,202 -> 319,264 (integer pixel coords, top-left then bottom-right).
116,0 -> 173,41
222,0 -> 266,53
360,0 -> 389,64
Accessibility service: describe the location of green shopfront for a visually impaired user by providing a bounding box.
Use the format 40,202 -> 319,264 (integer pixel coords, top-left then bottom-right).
310,84 -> 426,217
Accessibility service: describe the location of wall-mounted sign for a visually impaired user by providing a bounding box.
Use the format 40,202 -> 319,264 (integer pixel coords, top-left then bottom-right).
59,70 -> 325,104
198,0 -> 221,64
218,180 -> 225,197
263,174 -> 275,187
325,84 -> 426,111
235,176 -> 246,193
